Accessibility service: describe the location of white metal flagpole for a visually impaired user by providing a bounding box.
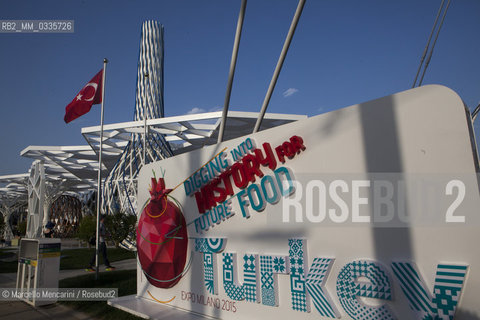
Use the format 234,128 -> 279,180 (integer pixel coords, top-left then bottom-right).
95,58 -> 108,280
143,72 -> 149,165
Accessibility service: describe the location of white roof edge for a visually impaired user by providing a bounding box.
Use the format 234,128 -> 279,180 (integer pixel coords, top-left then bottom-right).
0,173 -> 29,180
20,145 -> 94,155
81,111 -> 307,133
20,144 -> 121,156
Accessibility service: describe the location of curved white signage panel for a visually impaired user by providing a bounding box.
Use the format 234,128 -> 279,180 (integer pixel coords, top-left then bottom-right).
137,85 -> 480,319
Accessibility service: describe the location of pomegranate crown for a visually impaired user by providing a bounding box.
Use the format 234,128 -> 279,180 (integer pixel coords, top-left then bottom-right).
149,177 -> 172,201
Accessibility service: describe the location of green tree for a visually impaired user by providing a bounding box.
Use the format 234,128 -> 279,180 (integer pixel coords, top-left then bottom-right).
105,212 -> 137,248
77,215 -> 96,247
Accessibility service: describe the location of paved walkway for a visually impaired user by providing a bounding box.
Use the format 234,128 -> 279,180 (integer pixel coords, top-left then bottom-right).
0,300 -> 93,320
0,258 -> 137,320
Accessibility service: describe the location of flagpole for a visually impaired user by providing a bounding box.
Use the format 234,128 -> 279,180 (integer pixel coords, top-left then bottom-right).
95,58 -> 108,280
143,72 -> 149,165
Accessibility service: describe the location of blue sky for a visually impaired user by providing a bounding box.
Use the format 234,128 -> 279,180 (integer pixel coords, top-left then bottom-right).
0,0 -> 479,175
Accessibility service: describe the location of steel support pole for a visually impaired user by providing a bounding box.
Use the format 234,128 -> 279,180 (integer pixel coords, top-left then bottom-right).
253,0 -> 306,133
218,0 -> 247,143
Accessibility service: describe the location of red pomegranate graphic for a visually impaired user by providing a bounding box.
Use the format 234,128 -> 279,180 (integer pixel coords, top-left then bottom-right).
137,177 -> 188,288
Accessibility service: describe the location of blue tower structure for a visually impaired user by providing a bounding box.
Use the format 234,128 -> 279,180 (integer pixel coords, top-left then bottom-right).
102,21 -> 173,218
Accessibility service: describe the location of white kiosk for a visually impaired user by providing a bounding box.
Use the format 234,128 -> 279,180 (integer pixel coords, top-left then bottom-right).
16,238 -> 61,306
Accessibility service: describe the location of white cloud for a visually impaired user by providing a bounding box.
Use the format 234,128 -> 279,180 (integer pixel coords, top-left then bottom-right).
283,88 -> 299,98
186,107 -> 206,114
208,106 -> 223,112
186,106 -> 224,115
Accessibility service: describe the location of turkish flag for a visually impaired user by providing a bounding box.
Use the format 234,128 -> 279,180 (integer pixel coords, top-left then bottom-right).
64,69 -> 103,123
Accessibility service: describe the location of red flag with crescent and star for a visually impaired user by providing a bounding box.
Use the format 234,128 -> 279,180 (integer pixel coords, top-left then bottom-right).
64,69 -> 103,123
